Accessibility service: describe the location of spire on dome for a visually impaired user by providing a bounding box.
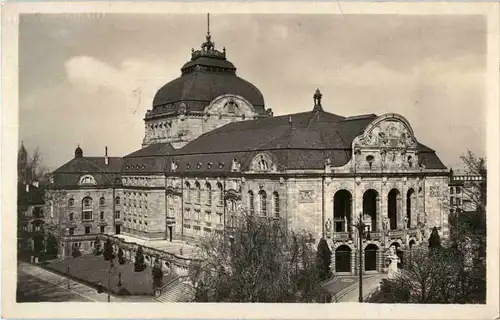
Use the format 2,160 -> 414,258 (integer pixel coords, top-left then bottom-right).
313,88 -> 323,111
201,13 -> 215,52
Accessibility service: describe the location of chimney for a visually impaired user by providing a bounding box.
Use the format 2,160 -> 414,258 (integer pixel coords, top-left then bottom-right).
105,146 -> 109,165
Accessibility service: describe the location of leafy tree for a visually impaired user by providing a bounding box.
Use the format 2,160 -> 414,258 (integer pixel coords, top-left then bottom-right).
93,238 -> 102,256
45,233 -> 58,258
103,238 -> 114,260
152,256 -> 163,288
118,248 -> 126,265
71,244 -> 81,258
428,227 -> 441,249
134,246 -> 146,272
189,211 -> 329,303
316,238 -> 332,281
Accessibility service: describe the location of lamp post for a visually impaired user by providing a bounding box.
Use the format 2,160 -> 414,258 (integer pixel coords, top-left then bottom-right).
353,216 -> 368,303
108,258 -> 114,303
65,227 -> 70,289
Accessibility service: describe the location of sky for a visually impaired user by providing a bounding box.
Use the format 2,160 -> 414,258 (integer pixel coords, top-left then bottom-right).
19,13 -> 487,171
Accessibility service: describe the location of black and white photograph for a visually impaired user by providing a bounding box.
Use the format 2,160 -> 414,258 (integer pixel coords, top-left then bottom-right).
2,2 -> 499,319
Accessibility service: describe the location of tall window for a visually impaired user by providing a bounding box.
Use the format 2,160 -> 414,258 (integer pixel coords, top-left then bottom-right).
248,191 -> 255,215
69,212 -> 74,221
217,183 -> 224,206
82,197 -> 93,220
259,191 -> 267,216
99,197 -> 105,206
273,192 -> 280,218
228,200 -> 237,212
206,183 -> 212,206
68,198 -> 75,207
115,197 -> 120,205
195,182 -> 201,204
115,211 -> 120,219
185,182 -> 191,203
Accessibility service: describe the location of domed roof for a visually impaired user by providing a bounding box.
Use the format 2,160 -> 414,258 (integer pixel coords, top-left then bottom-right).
151,31 -> 266,115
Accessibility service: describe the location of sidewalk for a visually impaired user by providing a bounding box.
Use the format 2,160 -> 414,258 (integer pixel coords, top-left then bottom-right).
18,262 -> 156,302
336,273 -> 386,302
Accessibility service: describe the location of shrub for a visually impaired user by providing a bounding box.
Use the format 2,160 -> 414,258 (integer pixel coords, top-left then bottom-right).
93,238 -> 102,256
134,246 -> 146,272
103,239 -> 114,260
71,244 -> 81,258
316,238 -> 332,281
118,248 -> 126,265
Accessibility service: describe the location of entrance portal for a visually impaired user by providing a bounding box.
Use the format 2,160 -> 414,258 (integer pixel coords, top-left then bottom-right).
364,244 -> 378,271
335,245 -> 352,273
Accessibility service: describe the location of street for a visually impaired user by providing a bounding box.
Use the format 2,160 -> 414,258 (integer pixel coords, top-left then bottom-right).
17,262 -> 156,302
17,270 -> 92,302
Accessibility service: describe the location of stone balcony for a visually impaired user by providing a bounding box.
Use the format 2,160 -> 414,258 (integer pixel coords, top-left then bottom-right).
332,232 -> 352,241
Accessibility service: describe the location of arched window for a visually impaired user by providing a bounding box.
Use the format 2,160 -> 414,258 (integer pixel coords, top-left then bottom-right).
115,197 -> 120,205
248,191 -> 255,215
217,183 -> 224,206
82,197 -> 93,220
259,191 -> 267,216
228,200 -> 237,212
185,182 -> 191,203
195,182 -> 201,204
206,183 -> 212,206
99,197 -> 105,206
258,159 -> 269,171
273,192 -> 280,218
68,198 -> 75,207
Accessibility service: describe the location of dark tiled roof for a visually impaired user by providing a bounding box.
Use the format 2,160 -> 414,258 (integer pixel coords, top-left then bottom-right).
53,157 -> 123,174
177,110 -> 365,154
124,143 -> 175,158
122,156 -> 170,174
50,173 -> 122,189
152,70 -> 266,114
51,157 -> 124,188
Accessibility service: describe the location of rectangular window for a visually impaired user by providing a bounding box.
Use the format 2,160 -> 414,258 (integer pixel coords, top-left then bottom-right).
115,211 -> 120,219
85,226 -> 91,234
218,213 -> 223,224
69,227 -> 75,235
100,226 -> 105,233
83,211 -> 93,221
69,213 -> 74,221
206,212 -> 211,222
100,211 -> 104,220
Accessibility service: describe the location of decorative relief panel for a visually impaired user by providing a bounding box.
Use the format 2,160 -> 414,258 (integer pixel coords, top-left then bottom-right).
429,186 -> 440,197
299,190 -> 314,203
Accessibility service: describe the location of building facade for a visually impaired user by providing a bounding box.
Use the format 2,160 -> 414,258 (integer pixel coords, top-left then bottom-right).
46,27 -> 450,275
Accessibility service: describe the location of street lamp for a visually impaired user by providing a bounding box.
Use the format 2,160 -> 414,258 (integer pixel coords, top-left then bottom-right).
107,258 -> 114,303
353,216 -> 369,303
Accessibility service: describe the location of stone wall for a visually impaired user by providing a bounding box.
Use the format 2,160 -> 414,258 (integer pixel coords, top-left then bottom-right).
47,188 -> 122,236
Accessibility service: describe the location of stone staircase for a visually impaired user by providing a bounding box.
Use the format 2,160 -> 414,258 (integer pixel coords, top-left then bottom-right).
155,277 -> 195,303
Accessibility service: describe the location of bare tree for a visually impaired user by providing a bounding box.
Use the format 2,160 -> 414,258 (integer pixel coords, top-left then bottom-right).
27,147 -> 50,181
189,210 -> 330,303
371,245 -> 485,304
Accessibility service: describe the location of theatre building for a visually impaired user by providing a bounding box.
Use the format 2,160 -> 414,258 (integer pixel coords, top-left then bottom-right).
46,27 -> 450,275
